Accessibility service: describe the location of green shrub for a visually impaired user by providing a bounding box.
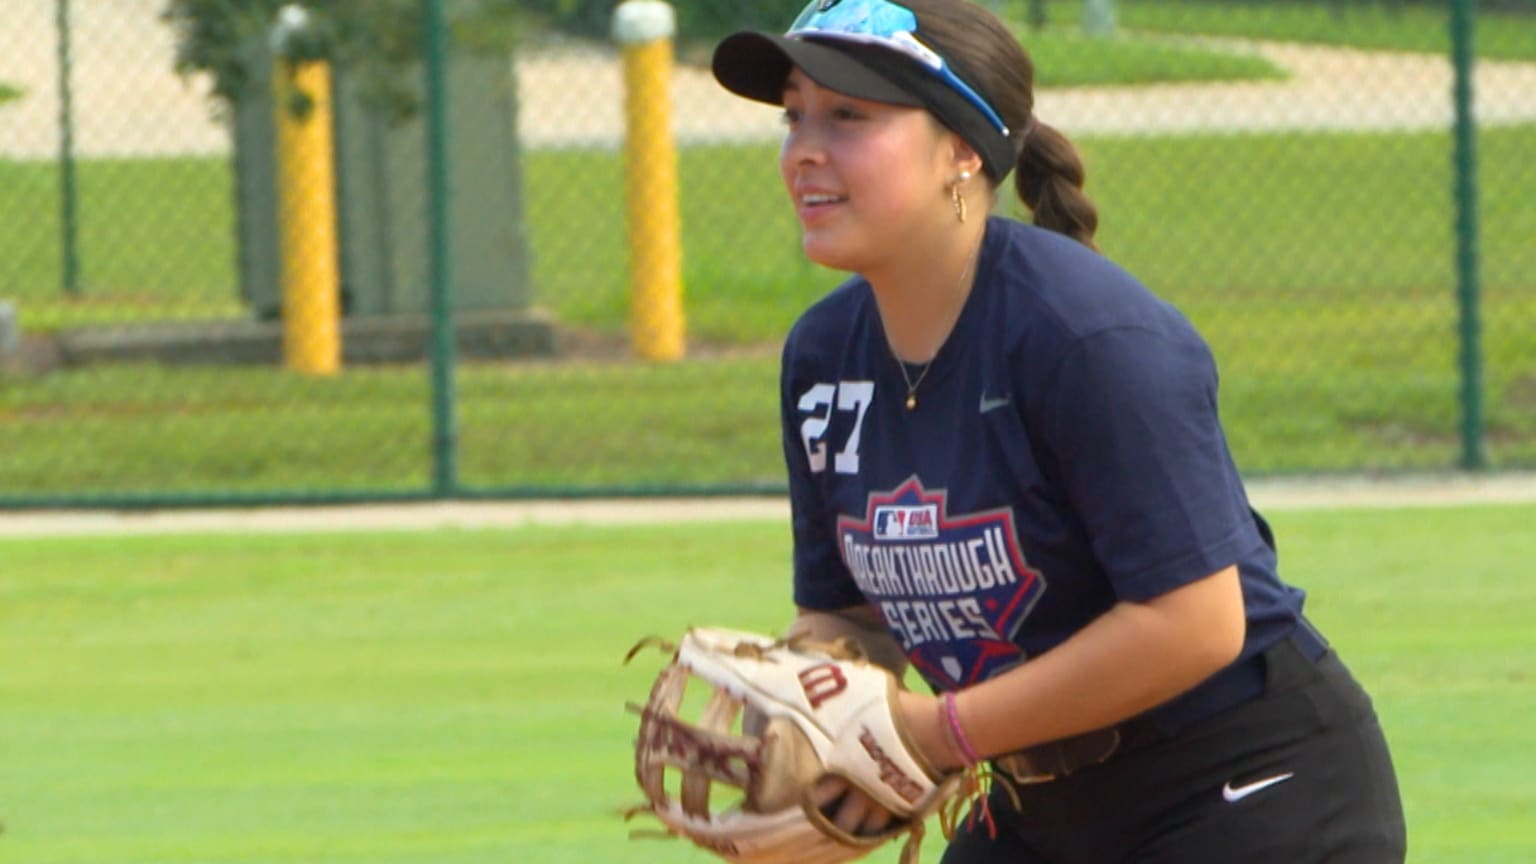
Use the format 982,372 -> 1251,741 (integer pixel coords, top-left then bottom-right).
161,0 -> 523,119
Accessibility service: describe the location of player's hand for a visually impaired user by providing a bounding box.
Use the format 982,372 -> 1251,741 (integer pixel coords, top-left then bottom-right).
809,689 -> 962,835
813,775 -> 896,836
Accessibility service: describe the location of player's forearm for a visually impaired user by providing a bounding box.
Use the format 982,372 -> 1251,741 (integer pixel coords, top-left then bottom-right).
788,606 -> 910,676
901,566 -> 1245,770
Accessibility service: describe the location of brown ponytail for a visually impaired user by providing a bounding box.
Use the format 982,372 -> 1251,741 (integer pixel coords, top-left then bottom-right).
1015,120 -> 1099,250
902,0 -> 1101,249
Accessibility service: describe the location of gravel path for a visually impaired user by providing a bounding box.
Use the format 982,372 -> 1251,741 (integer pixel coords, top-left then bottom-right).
0,0 -> 228,159
3,472 -> 1535,538
2,0 -> 1533,158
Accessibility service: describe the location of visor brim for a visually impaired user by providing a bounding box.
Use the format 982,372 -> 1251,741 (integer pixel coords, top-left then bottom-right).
711,32 -> 922,108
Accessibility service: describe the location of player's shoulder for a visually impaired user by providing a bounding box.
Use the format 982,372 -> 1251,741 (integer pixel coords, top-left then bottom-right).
987,218 -> 1197,345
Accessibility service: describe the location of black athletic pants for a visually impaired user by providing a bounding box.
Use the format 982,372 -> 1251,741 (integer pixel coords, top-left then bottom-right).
940,642 -> 1407,863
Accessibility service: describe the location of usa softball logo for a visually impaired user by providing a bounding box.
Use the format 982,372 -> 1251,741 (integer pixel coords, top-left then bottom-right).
837,476 -> 1046,689
873,504 -> 938,539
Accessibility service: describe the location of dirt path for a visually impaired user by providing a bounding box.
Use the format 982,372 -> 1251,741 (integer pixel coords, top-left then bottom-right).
0,0 -> 227,159
2,1 -> 1533,158
2,472 -> 1534,538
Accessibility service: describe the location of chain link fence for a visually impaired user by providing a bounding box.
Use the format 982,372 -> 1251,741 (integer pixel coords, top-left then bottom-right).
1,0 -> 1532,507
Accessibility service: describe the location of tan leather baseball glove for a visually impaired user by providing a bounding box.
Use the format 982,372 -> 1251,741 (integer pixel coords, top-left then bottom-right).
624,627 -> 963,864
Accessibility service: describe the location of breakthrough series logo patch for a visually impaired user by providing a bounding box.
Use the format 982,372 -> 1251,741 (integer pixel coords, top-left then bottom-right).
837,476 -> 1045,688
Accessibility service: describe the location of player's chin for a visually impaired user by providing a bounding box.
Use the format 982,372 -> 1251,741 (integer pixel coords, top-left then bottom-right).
800,229 -> 863,273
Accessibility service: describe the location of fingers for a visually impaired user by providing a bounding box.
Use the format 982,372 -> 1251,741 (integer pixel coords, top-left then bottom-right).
812,776 -> 896,836
742,704 -> 768,736
854,796 -> 894,835
812,775 -> 848,809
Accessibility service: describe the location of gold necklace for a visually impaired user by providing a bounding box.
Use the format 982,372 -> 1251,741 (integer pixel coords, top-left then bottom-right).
896,357 -> 933,411
889,246 -> 980,411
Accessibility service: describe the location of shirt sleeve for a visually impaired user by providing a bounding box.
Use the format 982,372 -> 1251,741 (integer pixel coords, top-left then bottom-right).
1034,323 -> 1262,601
780,327 -> 867,611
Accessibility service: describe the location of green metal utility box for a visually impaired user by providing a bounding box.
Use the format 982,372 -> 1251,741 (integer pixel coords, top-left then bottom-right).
232,36 -> 533,321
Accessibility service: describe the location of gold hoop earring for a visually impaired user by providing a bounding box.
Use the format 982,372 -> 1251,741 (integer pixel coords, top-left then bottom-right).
951,171 -> 972,224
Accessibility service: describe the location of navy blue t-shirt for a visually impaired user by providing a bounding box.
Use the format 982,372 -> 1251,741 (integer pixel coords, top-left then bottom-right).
781,217 -> 1309,728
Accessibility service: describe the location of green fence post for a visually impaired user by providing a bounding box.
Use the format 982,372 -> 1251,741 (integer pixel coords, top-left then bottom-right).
1450,0 -> 1485,470
55,0 -> 80,297
423,0 -> 459,496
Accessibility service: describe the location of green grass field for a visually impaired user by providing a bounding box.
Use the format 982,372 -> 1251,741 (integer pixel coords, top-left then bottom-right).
1018,0 -> 1536,61
1,501 -> 1532,862
0,358 -> 787,496
1,336 -> 1532,502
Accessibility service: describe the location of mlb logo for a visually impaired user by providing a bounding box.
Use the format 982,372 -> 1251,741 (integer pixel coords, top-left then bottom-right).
873,505 -> 939,540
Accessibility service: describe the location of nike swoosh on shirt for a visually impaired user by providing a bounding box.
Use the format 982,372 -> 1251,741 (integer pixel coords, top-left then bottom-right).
1222,772 -> 1295,803
979,395 -> 1012,413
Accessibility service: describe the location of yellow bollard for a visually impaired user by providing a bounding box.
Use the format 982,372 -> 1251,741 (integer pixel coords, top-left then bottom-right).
614,1 -> 685,361
273,59 -> 342,375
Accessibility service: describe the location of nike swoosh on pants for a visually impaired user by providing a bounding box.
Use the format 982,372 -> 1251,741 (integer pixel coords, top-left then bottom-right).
1221,772 -> 1295,803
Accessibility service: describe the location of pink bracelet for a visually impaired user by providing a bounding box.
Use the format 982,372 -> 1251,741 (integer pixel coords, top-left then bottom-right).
943,692 -> 981,767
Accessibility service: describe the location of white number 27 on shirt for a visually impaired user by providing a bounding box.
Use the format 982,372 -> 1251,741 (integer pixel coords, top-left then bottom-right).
798,381 -> 874,475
